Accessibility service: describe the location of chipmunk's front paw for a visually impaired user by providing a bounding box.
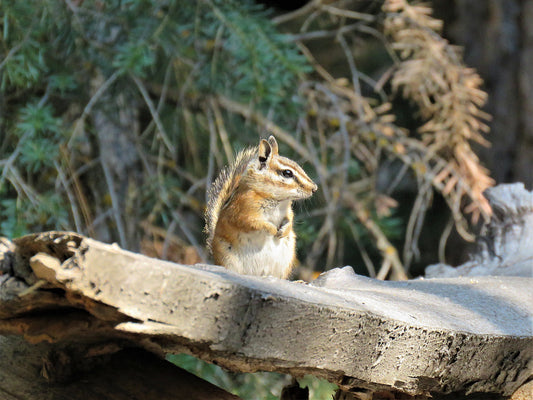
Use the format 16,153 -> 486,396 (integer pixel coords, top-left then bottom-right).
275,218 -> 290,239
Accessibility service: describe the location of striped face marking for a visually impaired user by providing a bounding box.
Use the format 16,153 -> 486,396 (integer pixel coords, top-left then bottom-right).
242,136 -> 318,201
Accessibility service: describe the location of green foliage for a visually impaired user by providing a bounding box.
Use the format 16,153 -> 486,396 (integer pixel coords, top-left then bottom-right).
18,138 -> 58,173
167,354 -> 337,400
298,375 -> 338,399
0,0 -> 310,240
16,103 -> 62,138
161,0 -> 311,115
0,192 -> 69,238
0,100 -> 68,237
205,1 -> 311,112
112,42 -> 156,77
1,3 -> 46,88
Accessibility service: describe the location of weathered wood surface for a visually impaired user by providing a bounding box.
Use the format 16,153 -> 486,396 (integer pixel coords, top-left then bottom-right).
1,234 -> 531,397
0,183 -> 532,399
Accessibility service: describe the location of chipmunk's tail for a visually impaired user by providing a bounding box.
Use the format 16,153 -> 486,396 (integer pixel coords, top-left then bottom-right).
205,146 -> 257,251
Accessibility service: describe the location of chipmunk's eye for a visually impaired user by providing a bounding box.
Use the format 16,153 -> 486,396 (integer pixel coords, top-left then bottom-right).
282,169 -> 294,178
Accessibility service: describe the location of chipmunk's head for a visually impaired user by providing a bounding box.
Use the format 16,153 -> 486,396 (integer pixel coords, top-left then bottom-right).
245,136 -> 318,201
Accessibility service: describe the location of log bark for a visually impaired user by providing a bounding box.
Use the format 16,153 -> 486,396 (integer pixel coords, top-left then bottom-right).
0,239 -> 531,397
0,335 -> 240,400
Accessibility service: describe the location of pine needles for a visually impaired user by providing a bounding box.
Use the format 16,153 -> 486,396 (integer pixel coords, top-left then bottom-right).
384,0 -> 493,225
0,0 -> 494,279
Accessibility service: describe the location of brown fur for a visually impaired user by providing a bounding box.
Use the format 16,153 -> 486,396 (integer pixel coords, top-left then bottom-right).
205,136 -> 317,278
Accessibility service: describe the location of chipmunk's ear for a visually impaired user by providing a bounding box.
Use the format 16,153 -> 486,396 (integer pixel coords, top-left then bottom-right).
258,138 -> 272,168
267,135 -> 278,156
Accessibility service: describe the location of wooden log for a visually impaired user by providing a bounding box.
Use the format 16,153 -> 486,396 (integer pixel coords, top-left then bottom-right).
0,184 -> 532,398
0,230 -> 531,397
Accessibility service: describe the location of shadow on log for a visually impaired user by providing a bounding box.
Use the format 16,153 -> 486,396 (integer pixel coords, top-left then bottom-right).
0,184 -> 532,399
0,335 -> 239,399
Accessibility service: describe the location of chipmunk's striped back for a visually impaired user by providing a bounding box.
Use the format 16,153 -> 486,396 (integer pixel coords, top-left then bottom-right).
205,146 -> 256,251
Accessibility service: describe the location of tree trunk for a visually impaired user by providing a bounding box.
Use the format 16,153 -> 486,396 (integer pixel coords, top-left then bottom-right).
89,72 -> 143,250
434,0 -> 533,188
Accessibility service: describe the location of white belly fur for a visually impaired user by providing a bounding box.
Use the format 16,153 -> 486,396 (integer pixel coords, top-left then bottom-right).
226,231 -> 295,278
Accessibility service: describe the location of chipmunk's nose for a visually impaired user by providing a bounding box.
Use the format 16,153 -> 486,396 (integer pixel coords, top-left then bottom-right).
312,184 -> 318,193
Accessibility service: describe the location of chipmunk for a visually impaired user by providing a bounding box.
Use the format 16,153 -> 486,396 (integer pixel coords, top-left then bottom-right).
205,136 -> 317,279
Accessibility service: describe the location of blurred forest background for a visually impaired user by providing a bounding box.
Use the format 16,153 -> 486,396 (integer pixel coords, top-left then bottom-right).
1,1 -> 532,397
